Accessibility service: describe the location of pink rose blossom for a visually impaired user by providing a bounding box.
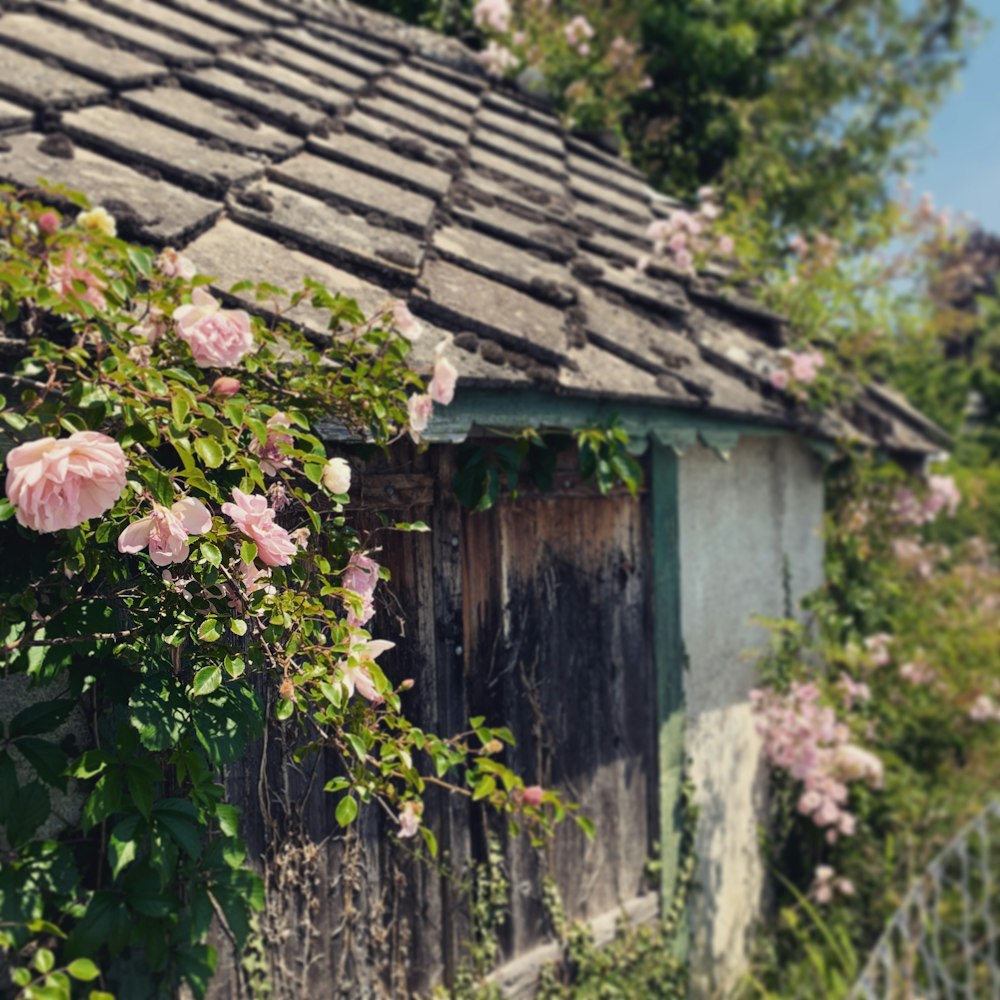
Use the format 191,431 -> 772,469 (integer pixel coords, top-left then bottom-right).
472,0 -> 510,32
398,800 -> 423,838
240,558 -> 276,597
339,635 -> 394,704
343,552 -> 380,627
407,393 -> 434,441
117,497 -> 212,566
923,474 -> 960,520
969,695 -> 1000,723
638,75 -> 653,90
249,412 -> 294,477
576,42 -> 590,56
864,633 -> 893,667
522,785 -> 544,808
157,247 -> 197,280
221,488 -> 296,567
48,249 -> 106,310
391,300 -> 423,342
173,288 -> 255,368
770,369 -> 790,390
5,431 -> 127,533
478,40 -> 519,76
564,14 -> 594,45
429,353 -> 457,406
37,212 -> 60,236
211,376 -> 242,397
716,234 -> 735,256
899,661 -> 936,686
512,30 -> 527,45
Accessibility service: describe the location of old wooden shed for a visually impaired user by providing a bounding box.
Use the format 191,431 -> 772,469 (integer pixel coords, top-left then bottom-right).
0,0 -> 946,995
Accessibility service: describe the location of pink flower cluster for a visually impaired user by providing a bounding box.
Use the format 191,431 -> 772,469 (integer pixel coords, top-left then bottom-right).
48,249 -> 107,311
472,0 -> 510,32
811,865 -> 854,905
391,300 -> 423,341
789,231 -> 839,269
407,342 -> 458,442
644,187 -> 730,273
342,552 -> 380,627
249,412 -> 294,477
477,39 -> 520,76
899,660 -> 936,686
770,349 -> 825,391
221,488 -> 297,567
173,288 -> 255,368
5,431 -> 127,533
968,695 -> 1000,723
863,632 -> 893,668
752,681 -> 883,843
563,14 -> 594,54
118,497 -> 212,566
892,475 -> 961,527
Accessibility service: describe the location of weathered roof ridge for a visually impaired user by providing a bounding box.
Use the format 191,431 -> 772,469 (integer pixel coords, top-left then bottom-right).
0,0 -> 941,454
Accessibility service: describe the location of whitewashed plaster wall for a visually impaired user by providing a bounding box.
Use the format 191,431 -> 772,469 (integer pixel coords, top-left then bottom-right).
678,434 -> 826,997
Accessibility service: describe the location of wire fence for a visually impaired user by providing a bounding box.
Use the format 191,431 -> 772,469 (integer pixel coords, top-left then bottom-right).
850,799 -> 1000,1000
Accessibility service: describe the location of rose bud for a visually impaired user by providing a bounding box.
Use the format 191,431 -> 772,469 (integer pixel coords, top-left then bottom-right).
211,376 -> 242,397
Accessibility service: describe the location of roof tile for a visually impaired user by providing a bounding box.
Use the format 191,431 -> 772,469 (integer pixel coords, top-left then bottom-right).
0,12 -> 165,87
62,105 -> 264,197
37,1 -> 209,66
178,66 -> 331,135
0,45 -> 105,108
262,38 -> 368,93
158,0 -> 270,35
122,87 -> 304,157
473,127 -> 565,177
219,52 -> 352,112
357,94 -> 468,147
0,131 -> 220,243
227,179 -> 424,281
568,170 -> 651,221
416,258 -> 568,362
469,143 -> 566,197
307,130 -> 453,198
393,63 -> 480,111
475,106 -> 564,156
276,25 -> 387,79
341,108 -> 459,168
98,0 -> 238,49
184,217 -> 391,326
0,98 -> 31,130
375,75 -> 474,128
432,224 -> 578,305
269,152 -> 437,231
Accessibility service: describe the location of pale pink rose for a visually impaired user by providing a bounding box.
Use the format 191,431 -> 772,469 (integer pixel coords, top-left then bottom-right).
211,376 -> 242,397
391,300 -> 423,342
343,552 -> 380,627
173,288 -> 255,368
717,235 -> 735,256
398,800 -> 422,838
157,247 -> 197,280
5,431 -> 127,533
340,636 -> 394,704
864,632 -> 893,667
221,487 -> 296,567
268,482 -> 290,511
407,393 -> 434,441
133,307 -> 168,347
899,661 -> 935,686
770,370 -> 789,390
48,249 -> 106,310
969,695 -> 1000,722
923,474 -> 960,520
647,218 -> 672,244
478,40 -> 519,76
322,457 -> 352,495
577,42 -> 590,56
832,744 -> 883,788
288,526 -> 310,549
700,201 -> 721,221
472,0 -> 510,32
249,412 -> 294,477
697,186 -> 716,202
564,14 -> 594,45
118,497 -> 212,566
240,558 -> 275,597
512,30 -> 527,45
522,785 -> 544,808
674,247 -> 693,272
638,75 -> 653,90
429,354 -> 457,406
37,211 -> 60,236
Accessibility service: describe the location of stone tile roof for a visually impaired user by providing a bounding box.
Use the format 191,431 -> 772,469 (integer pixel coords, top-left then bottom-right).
0,0 -> 946,453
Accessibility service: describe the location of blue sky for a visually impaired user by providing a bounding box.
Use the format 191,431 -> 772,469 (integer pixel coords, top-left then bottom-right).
914,10 -> 1000,233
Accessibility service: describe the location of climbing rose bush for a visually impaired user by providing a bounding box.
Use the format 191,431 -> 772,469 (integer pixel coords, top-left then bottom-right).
0,187 -> 578,998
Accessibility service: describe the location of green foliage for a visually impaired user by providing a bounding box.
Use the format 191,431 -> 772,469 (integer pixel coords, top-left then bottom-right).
743,455 -> 1000,998
0,188 -> 574,997
451,419 -> 642,512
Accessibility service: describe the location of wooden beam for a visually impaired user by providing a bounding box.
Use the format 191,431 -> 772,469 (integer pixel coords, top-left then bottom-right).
651,443 -> 685,914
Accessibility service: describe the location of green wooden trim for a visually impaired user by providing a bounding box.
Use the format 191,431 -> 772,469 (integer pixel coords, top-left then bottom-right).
425,388 -> 793,452
651,442 -> 685,916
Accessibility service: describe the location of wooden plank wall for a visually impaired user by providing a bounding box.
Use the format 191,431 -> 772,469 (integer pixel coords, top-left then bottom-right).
207,444 -> 659,998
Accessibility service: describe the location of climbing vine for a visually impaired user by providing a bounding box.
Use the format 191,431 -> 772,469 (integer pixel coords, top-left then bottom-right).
0,185 -> 579,998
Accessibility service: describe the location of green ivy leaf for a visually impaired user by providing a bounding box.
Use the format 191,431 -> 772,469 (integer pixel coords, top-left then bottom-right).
335,795 -> 358,827
191,665 -> 222,697
197,619 -> 222,643
66,958 -> 100,982
194,436 -> 224,469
